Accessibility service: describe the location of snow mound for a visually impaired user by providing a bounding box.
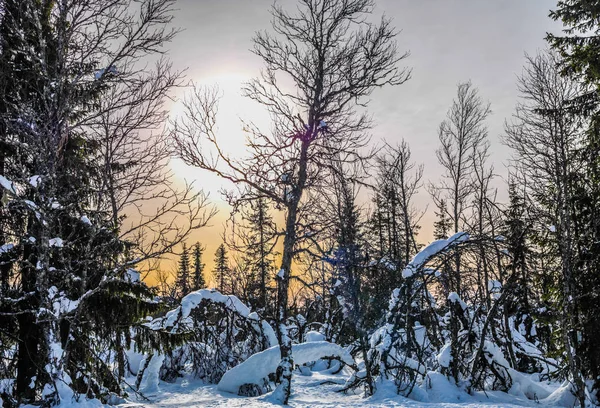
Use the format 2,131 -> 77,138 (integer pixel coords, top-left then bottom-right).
149,289 -> 276,347
217,341 -> 354,394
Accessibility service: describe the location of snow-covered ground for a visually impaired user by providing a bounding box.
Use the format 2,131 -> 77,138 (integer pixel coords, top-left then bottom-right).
120,369 -> 559,408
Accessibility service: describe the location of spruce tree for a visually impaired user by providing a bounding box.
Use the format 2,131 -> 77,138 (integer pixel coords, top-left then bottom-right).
243,198 -> 275,311
175,243 -> 191,299
213,243 -> 230,293
548,2 -> 600,400
192,242 -> 206,291
0,0 -> 175,404
433,199 -> 452,240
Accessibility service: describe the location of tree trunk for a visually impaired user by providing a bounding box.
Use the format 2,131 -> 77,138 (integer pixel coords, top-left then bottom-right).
274,136 -> 311,404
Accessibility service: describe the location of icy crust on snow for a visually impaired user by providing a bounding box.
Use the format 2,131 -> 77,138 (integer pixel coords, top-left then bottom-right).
401,232 -> 469,278
217,341 -> 354,394
147,289 -> 277,346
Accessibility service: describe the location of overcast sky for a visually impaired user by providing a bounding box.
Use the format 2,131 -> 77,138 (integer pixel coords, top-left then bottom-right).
161,0 -> 564,272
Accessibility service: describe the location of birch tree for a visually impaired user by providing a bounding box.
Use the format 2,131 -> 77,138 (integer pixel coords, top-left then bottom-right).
172,0 -> 410,402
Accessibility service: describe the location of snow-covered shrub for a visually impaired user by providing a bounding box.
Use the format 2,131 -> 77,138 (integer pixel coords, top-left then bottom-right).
144,289 -> 277,384
362,233 -> 556,400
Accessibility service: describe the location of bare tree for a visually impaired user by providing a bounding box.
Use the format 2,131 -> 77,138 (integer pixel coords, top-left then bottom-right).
429,81 -> 491,384
172,0 -> 409,401
503,50 -> 585,401
431,81 -> 491,235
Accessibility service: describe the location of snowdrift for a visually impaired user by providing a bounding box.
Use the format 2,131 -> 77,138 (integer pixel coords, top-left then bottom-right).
217,341 -> 354,394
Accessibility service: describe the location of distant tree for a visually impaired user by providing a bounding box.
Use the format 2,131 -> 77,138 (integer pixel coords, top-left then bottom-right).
430,81 -> 491,384
433,199 -> 452,240
213,244 -> 230,294
325,167 -> 375,394
227,197 -> 277,312
175,244 -> 191,299
365,141 -> 423,326
191,242 -> 206,291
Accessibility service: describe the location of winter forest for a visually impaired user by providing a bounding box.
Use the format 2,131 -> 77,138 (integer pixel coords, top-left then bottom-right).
1,0 -> 600,407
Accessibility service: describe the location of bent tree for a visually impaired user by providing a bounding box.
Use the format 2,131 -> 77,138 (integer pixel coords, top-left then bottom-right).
173,0 -> 409,402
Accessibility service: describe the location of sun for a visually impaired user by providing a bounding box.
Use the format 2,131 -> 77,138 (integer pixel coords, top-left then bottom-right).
168,72 -> 271,190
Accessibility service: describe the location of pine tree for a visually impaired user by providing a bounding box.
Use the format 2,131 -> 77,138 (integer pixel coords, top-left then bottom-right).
175,243 -> 191,299
191,242 -> 206,291
243,198 -> 276,311
433,199 -> 452,240
213,243 -> 230,293
326,172 -> 375,394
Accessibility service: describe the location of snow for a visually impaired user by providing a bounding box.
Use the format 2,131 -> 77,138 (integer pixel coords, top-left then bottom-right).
126,269 -> 140,282
447,292 -> 467,310
138,354 -> 164,395
29,175 -> 41,187
48,286 -> 80,315
159,289 -> 254,329
436,343 -> 452,368
94,65 -> 118,79
148,289 -> 278,347
217,341 -> 354,394
487,279 -> 502,293
49,237 -> 64,248
80,215 -> 92,226
124,368 -> 565,408
0,175 -> 16,195
0,243 -> 14,254
305,331 -> 325,342
402,232 -> 469,278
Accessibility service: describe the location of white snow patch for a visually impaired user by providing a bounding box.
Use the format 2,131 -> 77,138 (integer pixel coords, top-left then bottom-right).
402,232 -> 469,278
305,331 -> 326,342
49,237 -> 64,248
0,175 -> 16,195
436,343 -> 452,368
29,175 -> 41,188
126,268 -> 140,282
139,354 -> 165,395
0,243 -> 14,254
448,292 -> 467,310
217,341 -> 354,394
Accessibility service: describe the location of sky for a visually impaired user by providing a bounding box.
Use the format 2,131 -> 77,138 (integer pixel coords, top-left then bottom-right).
158,0 -> 565,282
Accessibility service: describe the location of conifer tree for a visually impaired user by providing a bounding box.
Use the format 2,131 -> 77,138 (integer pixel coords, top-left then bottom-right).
240,198 -> 276,311
0,0 -> 181,405
213,243 -> 230,293
433,199 -> 453,240
192,242 -> 206,291
548,2 -> 600,400
175,243 -> 191,299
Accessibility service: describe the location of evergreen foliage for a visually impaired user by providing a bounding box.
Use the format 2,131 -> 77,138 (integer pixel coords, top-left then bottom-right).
213,243 -> 230,294
192,242 -> 206,291
175,244 -> 191,299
